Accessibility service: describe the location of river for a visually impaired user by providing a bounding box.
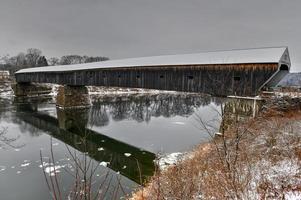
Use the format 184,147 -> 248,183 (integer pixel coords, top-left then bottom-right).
0,84 -> 227,199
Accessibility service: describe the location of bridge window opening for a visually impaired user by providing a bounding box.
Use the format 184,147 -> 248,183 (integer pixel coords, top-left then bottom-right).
188,75 -> 194,80
118,75 -> 121,78
160,75 -> 164,79
234,76 -> 241,81
136,75 -> 140,79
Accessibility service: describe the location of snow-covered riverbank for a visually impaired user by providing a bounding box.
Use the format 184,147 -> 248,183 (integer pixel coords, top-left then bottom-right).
131,97 -> 301,200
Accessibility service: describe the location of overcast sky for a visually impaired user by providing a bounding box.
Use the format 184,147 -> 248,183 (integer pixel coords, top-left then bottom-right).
0,0 -> 301,71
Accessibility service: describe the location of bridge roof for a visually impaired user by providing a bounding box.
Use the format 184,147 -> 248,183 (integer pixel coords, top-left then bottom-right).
16,47 -> 288,73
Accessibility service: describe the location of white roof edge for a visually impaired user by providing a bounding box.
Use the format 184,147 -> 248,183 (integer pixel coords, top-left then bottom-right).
16,47 -> 288,74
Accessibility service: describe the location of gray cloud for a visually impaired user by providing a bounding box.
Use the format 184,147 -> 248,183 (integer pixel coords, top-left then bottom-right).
0,0 -> 301,71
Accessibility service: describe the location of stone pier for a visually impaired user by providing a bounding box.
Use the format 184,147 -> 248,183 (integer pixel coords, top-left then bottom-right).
56,85 -> 91,108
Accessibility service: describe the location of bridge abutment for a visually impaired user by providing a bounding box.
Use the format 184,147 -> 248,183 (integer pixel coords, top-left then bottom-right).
56,85 -> 91,108
12,83 -> 52,97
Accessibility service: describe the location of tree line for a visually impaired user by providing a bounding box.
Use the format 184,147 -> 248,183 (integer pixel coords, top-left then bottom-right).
0,48 -> 109,74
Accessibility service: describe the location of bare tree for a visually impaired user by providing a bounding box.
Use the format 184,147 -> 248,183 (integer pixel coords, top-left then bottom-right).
48,57 -> 60,66
60,55 -> 83,65
0,127 -> 25,149
25,48 -> 42,67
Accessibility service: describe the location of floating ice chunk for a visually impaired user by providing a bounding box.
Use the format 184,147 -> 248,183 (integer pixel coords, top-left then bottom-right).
172,122 -> 186,125
16,171 -> 21,174
99,162 -> 108,167
11,166 -> 15,169
52,143 -> 59,146
44,165 -> 65,176
124,153 -> 131,157
0,166 -> 6,172
39,162 -> 50,168
21,163 -> 30,167
116,171 -> 120,174
122,165 -> 127,169
97,147 -> 104,151
14,149 -> 20,152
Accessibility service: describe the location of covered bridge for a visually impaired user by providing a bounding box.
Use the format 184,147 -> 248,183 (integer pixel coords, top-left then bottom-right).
15,47 -> 290,97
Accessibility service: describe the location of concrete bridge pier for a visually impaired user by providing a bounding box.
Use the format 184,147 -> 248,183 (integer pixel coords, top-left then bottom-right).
56,85 -> 91,108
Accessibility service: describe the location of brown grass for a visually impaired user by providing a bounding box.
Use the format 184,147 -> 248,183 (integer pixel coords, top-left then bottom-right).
130,102 -> 301,200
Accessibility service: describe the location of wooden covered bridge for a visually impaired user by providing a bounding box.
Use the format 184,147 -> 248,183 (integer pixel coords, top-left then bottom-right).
14,47 -> 290,107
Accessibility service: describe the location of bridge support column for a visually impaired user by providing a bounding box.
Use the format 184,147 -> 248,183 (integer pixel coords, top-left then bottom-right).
12,83 -> 52,97
56,85 -> 91,108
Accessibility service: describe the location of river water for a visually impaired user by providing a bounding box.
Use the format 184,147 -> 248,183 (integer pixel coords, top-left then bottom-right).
0,84 -> 228,199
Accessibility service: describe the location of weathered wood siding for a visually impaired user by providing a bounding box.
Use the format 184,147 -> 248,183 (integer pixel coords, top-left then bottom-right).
15,63 -> 279,96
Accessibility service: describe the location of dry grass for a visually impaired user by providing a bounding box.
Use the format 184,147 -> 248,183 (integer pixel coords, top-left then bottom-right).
131,101 -> 301,200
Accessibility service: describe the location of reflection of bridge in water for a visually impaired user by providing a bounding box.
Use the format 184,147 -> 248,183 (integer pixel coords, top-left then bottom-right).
90,93 -> 224,126
14,102 -> 156,183
221,98 -> 264,132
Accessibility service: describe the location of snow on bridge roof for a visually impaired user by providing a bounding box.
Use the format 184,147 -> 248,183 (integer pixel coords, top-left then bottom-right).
16,47 -> 288,74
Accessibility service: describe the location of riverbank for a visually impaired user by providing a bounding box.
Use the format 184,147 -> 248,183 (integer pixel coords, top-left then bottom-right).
131,96 -> 301,199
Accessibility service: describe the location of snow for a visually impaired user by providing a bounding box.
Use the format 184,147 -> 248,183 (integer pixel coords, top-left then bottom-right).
227,95 -> 263,100
248,159 -> 301,199
88,86 -> 177,96
285,191 -> 301,200
0,90 -> 13,99
44,165 -> 65,176
20,162 -> 30,167
97,147 -> 104,151
99,161 -> 109,167
274,91 -> 301,98
172,122 -> 186,125
0,83 -> 13,99
39,162 -> 66,176
16,47 -> 287,73
124,153 -> 132,157
215,132 -> 223,136
158,152 -> 183,170
0,166 -> 6,172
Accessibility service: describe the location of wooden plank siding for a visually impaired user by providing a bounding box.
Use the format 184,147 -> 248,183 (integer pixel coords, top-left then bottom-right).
15,63 -> 279,96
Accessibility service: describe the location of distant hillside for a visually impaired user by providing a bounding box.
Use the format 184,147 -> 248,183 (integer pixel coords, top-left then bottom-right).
278,73 -> 301,87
